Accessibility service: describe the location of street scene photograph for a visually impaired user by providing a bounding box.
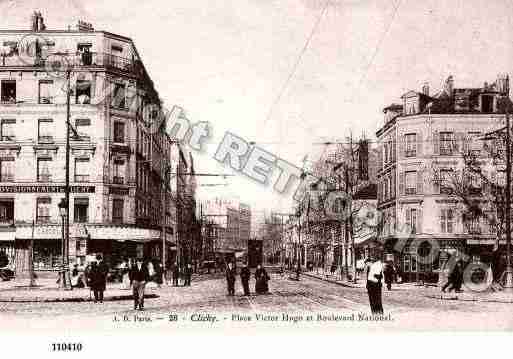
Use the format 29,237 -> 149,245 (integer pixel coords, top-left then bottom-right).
1,0 -> 513,340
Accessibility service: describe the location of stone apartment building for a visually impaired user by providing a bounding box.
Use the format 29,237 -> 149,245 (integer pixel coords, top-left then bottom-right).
376,74 -> 509,282
0,13 -> 176,276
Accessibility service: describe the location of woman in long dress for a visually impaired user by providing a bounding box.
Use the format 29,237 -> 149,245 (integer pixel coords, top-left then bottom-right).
254,264 -> 270,294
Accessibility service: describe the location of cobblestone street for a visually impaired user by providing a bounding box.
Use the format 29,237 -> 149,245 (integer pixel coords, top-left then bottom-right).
1,273 -> 512,330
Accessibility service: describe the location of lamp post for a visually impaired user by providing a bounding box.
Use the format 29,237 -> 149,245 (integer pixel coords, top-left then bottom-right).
58,197 -> 71,289
502,97 -> 513,290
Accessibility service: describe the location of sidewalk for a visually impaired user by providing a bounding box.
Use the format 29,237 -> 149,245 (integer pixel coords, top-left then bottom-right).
300,270 -> 513,304
0,278 -> 159,303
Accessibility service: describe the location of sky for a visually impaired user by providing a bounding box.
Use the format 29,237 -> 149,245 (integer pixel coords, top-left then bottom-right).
2,0 -> 513,215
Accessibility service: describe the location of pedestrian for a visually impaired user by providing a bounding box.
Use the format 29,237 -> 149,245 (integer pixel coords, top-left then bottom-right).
240,262 -> 251,296
172,262 -> 180,286
93,255 -> 108,303
442,261 -> 463,293
184,263 -> 193,286
255,264 -> 270,294
154,259 -> 163,288
225,262 -> 236,296
366,257 -> 384,314
129,257 -> 150,311
383,261 -> 395,291
165,260 -> 173,286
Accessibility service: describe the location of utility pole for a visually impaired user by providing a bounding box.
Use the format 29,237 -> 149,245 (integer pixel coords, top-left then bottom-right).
59,69 -> 71,290
503,99 -> 513,289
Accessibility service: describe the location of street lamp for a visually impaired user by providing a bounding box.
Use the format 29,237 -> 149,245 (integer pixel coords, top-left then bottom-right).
58,198 -> 71,289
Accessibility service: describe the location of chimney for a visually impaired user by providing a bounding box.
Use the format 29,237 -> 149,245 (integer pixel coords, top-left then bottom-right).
76,20 -> 94,32
31,11 -> 38,31
444,75 -> 454,96
496,73 -> 510,96
422,82 -> 429,96
31,11 -> 46,32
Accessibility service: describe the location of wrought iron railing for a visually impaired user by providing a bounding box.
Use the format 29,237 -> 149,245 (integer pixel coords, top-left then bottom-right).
0,52 -> 138,74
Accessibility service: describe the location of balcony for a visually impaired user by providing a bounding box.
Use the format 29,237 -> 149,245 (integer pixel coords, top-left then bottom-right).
74,174 -> 89,183
38,135 -> 54,144
38,174 -> 52,182
1,52 -> 139,75
36,216 -> 51,224
113,176 -> 124,185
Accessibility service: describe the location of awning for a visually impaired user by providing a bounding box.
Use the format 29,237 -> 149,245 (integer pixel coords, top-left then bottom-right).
85,225 -> 161,242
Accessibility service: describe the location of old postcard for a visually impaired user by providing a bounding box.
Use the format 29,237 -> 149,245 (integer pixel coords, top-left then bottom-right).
1,0 -> 513,353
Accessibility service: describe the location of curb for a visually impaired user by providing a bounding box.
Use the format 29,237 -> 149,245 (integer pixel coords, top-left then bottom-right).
299,272 -> 361,288
0,293 -> 159,303
424,294 -> 513,304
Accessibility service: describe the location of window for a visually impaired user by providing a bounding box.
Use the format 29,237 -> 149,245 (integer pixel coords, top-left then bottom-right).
405,133 -> 417,157
1,81 -> 16,103
113,199 -> 124,223
113,159 -> 125,184
440,208 -> 454,233
38,80 -> 53,104
440,132 -> 454,155
111,45 -> 123,53
0,159 -> 14,182
77,44 -> 92,66
468,132 -> 481,155
74,158 -> 89,182
74,198 -> 89,223
439,169 -> 453,194
481,95 -> 493,113
75,80 -> 91,104
0,200 -> 14,225
405,171 -> 417,195
406,208 -> 417,234
384,143 -> 388,164
37,158 -> 52,182
38,119 -> 53,143
36,197 -> 51,223
0,119 -> 15,141
464,215 -> 481,234
469,173 -> 482,195
111,83 -> 126,109
113,121 -> 125,143
75,118 -> 91,140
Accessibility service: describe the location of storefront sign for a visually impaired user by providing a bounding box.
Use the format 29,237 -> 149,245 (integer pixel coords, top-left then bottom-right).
0,185 -> 95,193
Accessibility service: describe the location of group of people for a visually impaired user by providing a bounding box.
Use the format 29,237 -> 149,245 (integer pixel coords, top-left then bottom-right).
225,263 -> 270,296
164,262 -> 193,287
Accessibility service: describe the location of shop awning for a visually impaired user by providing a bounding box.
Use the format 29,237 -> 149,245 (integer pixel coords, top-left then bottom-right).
85,225 -> 162,242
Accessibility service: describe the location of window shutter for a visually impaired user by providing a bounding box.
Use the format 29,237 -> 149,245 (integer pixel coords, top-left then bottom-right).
378,145 -> 383,171
462,133 -> 469,154
416,133 -> 422,157
399,135 -> 405,159
405,208 -> 410,230
455,132 -> 465,153
392,137 -> 397,162
391,171 -> 396,198
433,131 -> 439,155
377,179 -> 381,202
416,170 -> 423,194
399,171 -> 405,195
433,169 -> 440,194
417,208 -> 422,234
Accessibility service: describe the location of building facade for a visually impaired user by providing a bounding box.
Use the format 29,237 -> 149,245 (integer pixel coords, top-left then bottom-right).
376,75 -> 509,283
0,14 -> 175,276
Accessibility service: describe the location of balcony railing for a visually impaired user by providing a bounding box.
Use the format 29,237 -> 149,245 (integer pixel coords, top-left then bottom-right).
74,175 -> 89,183
113,176 -> 124,184
1,52 -> 139,75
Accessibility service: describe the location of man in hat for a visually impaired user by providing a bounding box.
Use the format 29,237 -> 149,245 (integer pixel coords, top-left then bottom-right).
129,258 -> 150,311
240,262 -> 251,296
366,256 -> 384,314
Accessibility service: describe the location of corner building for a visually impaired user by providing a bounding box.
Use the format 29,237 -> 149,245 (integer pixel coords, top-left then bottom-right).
376,75 -> 509,283
0,15 -> 174,276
